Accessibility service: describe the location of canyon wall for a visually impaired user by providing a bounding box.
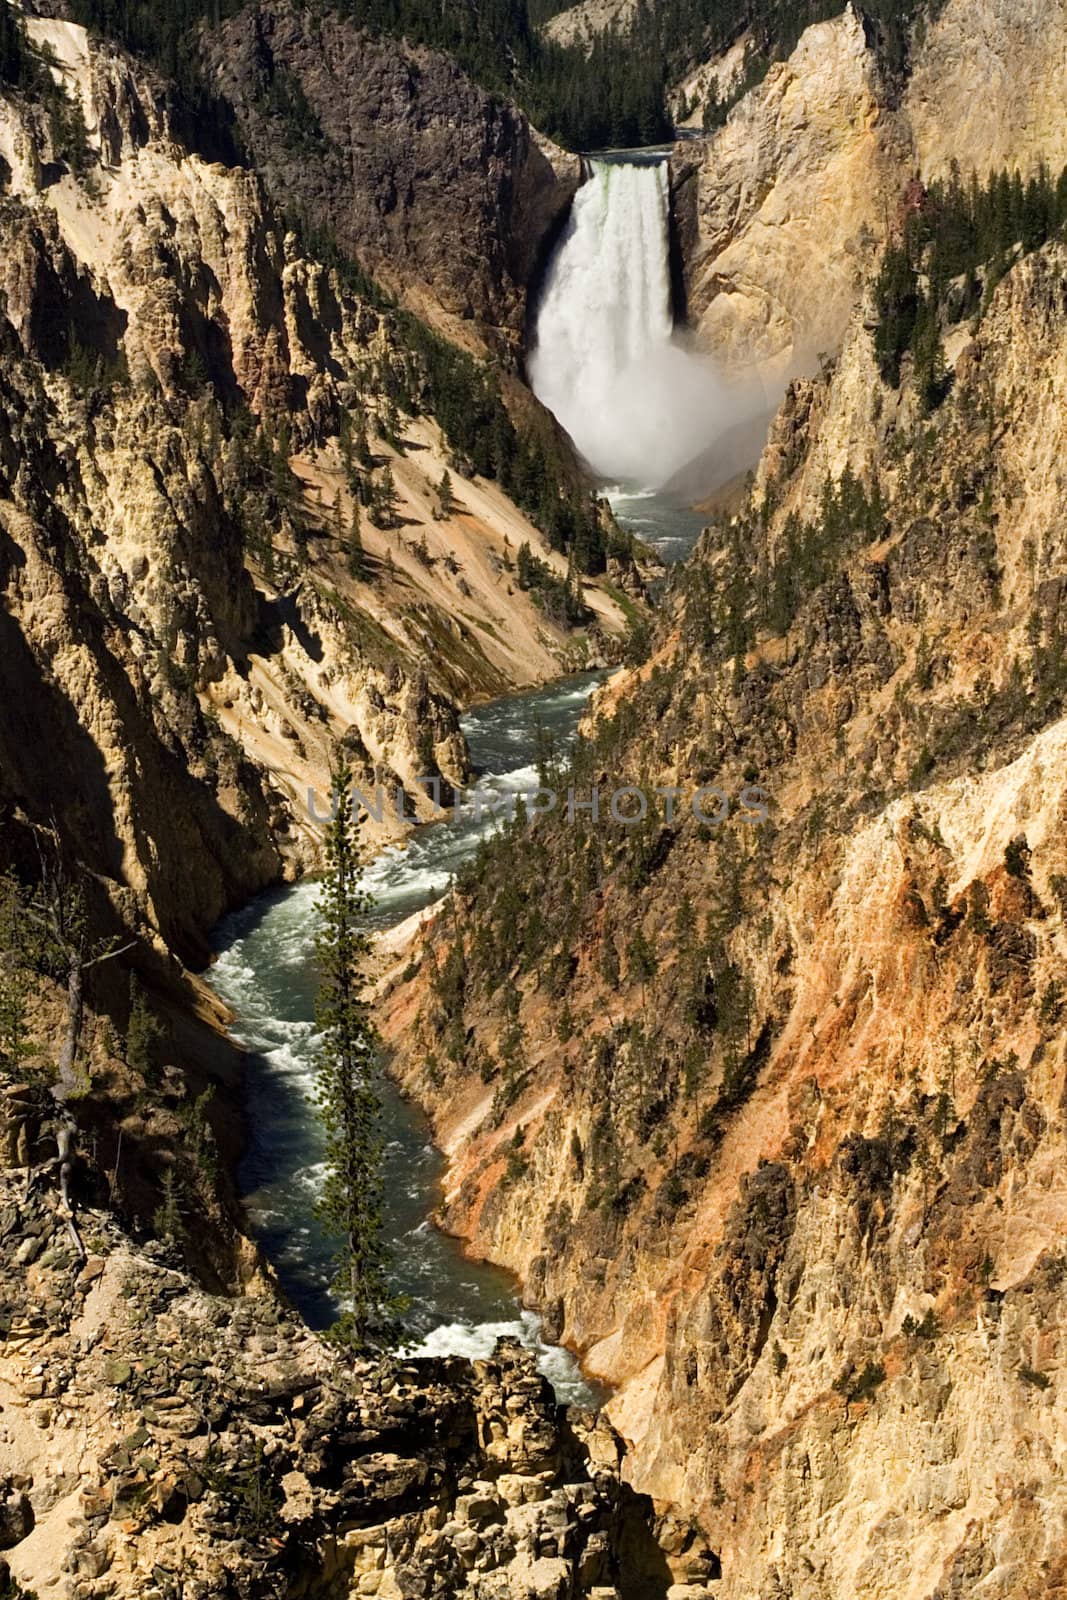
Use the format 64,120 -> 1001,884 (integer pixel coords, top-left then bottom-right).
382,213 -> 1067,1599
675,0 -> 1067,391
0,16 -> 629,963
0,22 -> 652,1592
200,1 -> 582,352
672,6 -> 902,392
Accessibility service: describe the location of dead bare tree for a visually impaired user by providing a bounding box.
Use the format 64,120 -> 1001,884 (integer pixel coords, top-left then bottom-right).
20,833 -> 135,1260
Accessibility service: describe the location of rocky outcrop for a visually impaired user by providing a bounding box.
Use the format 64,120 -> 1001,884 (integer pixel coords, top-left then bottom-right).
200,2 -> 581,350
380,222 -> 1067,1596
674,0 -> 1067,388
542,0 -> 637,49
0,1159 -> 664,1599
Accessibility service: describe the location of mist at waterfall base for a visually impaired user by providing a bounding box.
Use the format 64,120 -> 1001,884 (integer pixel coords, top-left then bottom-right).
529,156 -> 766,497
211,677 -> 609,1406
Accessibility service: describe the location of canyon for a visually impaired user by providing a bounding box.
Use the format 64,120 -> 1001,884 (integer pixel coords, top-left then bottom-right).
2,0 -> 1067,1596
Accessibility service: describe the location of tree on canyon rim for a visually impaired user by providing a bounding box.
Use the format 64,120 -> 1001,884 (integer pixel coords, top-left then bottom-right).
315,756 -> 399,1347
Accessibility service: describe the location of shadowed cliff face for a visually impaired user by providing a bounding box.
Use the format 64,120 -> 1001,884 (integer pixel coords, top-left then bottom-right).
380,233 -> 1067,1596
200,1 -> 581,350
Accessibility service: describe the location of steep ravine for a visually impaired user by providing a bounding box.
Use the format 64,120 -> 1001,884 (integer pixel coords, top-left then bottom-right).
0,12 -> 636,953
0,14 -> 672,1597
5,3 -> 1067,1596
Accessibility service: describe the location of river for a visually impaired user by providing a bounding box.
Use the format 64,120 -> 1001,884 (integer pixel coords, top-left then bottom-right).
210,493 -> 705,1404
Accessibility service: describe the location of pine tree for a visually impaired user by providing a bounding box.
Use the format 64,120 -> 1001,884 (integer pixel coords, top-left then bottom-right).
347,501 -> 366,579
436,469 -> 455,519
339,411 -> 355,482
126,975 -> 164,1077
356,413 -> 374,469
913,304 -> 948,414
314,756 -> 398,1348
873,244 -> 919,387
153,1169 -> 184,1241
0,0 -> 27,87
372,464 -> 399,530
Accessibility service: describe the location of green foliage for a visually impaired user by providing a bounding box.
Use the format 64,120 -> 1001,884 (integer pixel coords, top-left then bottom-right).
436,469 -> 455,519
64,336 -> 130,393
901,1308 -> 939,1339
152,1168 -> 185,1240
125,976 -> 164,1077
1,5 -> 102,188
1003,835 -> 1030,880
0,874 -> 35,1074
0,1571 -> 39,1600
1018,1364 -> 1051,1391
178,1088 -> 218,1180
347,502 -> 366,579
516,541 -> 591,628
0,0 -> 46,91
758,468 -> 885,637
622,612 -> 651,667
873,243 -> 921,389
48,89 -> 97,183
201,1439 -> 283,1538
314,756 -> 399,1348
399,316 -> 610,572
369,463 -> 400,530
257,64 -> 327,155
1050,873 -> 1067,923
1039,979 -> 1063,1028
286,213 -> 394,310
56,0 -> 945,157
0,964 -> 32,1074
842,1360 -> 886,1403
625,926 -> 657,988
67,0 -> 245,162
503,1124 -> 529,1184
874,160 -> 1067,398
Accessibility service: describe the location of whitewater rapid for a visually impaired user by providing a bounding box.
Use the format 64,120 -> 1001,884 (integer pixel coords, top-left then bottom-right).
210,676 -> 610,1406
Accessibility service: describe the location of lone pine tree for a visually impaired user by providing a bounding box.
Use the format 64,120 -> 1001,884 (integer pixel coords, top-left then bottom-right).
314,756 -> 398,1347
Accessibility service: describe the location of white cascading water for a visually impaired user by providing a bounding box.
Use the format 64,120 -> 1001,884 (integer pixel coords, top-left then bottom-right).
529,156 -> 745,492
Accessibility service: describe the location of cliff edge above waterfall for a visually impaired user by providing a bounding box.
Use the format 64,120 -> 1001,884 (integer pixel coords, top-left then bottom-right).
671,0 -> 1067,392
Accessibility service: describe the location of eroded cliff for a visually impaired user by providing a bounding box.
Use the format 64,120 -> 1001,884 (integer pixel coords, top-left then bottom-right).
674,0 -> 1067,396
199,1 -> 581,351
0,13 -> 634,960
381,211 -> 1067,1597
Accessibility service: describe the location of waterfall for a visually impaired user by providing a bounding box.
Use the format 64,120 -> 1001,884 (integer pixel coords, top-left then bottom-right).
529,156 -> 741,493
